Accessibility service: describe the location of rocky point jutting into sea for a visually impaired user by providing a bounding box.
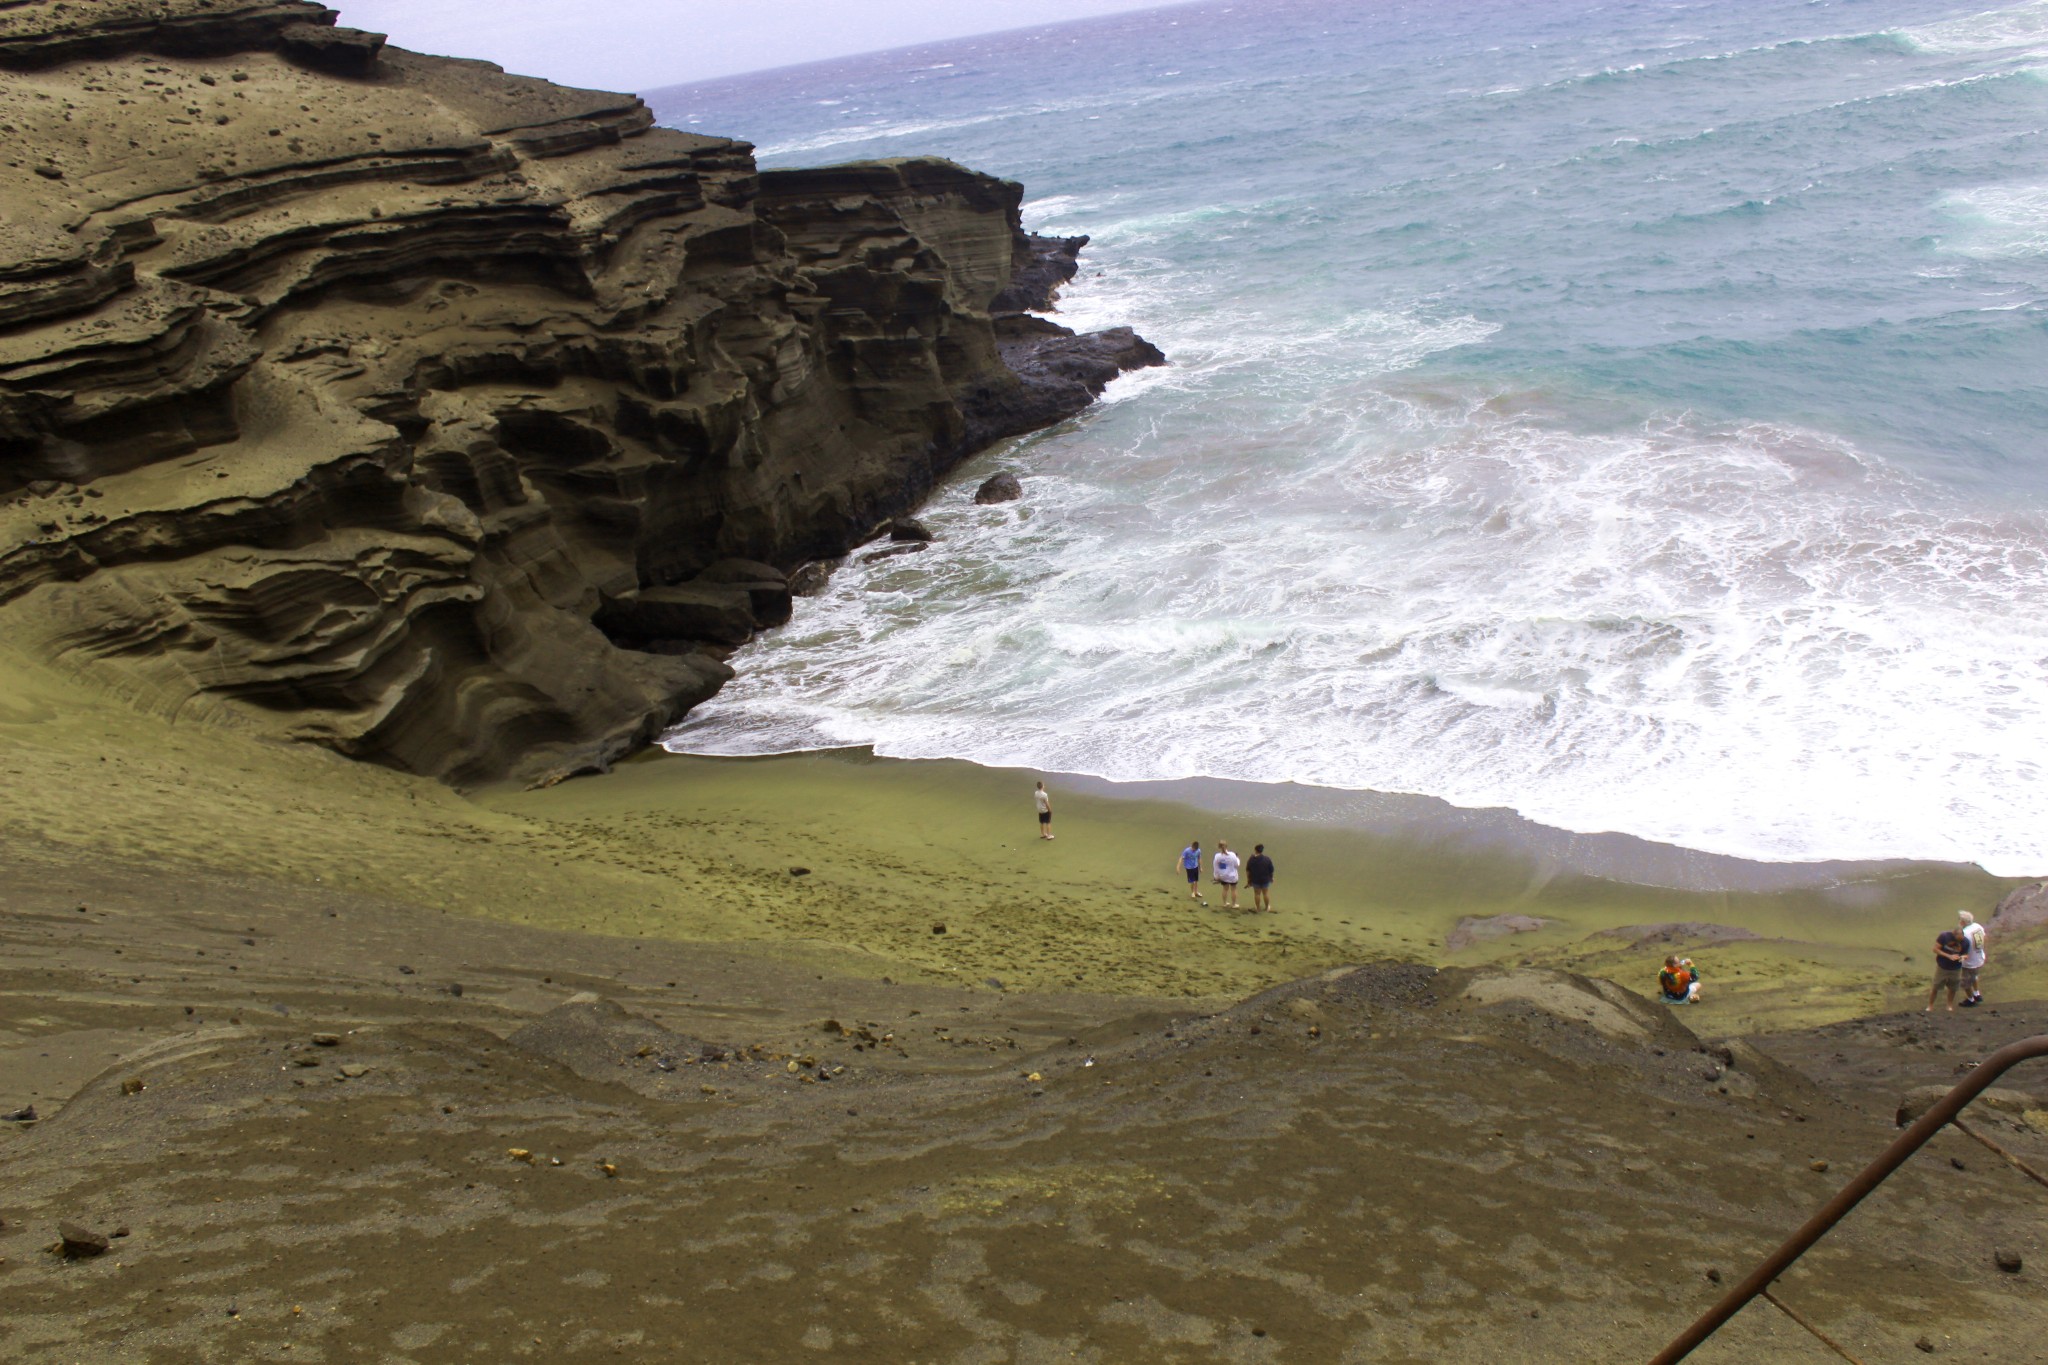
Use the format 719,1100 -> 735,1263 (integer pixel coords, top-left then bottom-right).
0,0 -> 1160,786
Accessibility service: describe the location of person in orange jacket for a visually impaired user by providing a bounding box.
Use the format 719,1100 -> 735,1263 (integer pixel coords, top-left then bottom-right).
1659,955 -> 1701,1004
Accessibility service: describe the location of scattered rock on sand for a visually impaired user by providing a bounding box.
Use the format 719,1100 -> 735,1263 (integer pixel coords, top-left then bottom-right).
2,1105 -> 35,1122
1445,914 -> 1550,952
311,1033 -> 341,1047
1996,1248 -> 2023,1273
57,1224 -> 109,1259
788,867 -> 811,877
119,1077 -> 145,1095
974,472 -> 1023,504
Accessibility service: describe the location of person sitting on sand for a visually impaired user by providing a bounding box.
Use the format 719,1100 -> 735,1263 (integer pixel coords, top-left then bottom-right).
1246,844 -> 1275,913
1958,910 -> 1986,1008
1033,780 -> 1054,840
1658,955 -> 1701,1004
1179,840 -> 1205,905
1212,841 -> 1242,909
1928,925 -> 1968,1013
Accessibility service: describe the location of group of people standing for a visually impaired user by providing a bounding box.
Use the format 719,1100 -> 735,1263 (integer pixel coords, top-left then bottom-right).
1658,909 -> 1991,1013
1030,783 -> 1279,913
1178,839 -> 1276,912
1928,910 -> 1988,1012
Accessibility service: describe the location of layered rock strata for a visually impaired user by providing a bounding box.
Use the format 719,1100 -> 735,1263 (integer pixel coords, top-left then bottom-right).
0,1 -> 1160,784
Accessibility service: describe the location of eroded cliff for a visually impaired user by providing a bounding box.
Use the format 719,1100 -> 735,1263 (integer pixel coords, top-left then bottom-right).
0,1 -> 1160,784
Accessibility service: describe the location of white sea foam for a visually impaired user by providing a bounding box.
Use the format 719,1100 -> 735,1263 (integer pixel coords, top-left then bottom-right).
668,0 -> 2048,877
670,400 -> 2048,874
1936,182 -> 2048,256
1897,0 -> 2048,57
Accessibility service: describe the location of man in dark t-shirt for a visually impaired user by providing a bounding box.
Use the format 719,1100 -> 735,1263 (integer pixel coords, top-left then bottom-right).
1927,928 -> 1967,1014
1246,844 -> 1275,913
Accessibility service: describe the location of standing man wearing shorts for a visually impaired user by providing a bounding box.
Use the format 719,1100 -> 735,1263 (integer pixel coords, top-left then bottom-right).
1179,840 -> 1205,906
1927,925 -> 1967,1013
1246,844 -> 1275,913
1034,781 -> 1054,840
1213,841 -> 1242,909
1958,910 -> 1987,1007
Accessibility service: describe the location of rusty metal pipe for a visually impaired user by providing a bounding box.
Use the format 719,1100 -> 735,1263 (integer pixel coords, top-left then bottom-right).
1648,1033 -> 2048,1365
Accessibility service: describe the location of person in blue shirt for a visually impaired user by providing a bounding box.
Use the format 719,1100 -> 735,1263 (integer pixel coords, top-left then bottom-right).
1178,840 -> 1205,906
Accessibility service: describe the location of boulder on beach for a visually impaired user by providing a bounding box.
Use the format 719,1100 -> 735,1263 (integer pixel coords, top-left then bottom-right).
975,472 -> 1024,504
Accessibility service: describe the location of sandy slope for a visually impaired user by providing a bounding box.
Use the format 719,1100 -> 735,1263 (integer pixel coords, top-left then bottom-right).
4,646 -> 2047,1362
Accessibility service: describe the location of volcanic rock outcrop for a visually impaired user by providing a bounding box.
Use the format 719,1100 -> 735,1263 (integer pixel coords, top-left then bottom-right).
0,1 -> 1160,784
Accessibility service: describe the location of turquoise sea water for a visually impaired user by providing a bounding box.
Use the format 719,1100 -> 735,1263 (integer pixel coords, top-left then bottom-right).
653,0 -> 2048,874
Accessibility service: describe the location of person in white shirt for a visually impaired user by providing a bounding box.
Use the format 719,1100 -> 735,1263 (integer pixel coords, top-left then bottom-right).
1033,781 -> 1054,840
1212,841 -> 1242,909
1958,909 -> 1987,1007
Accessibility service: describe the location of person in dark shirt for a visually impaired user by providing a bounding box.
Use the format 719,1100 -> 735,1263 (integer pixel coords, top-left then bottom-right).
1926,927 -> 1967,1013
1246,844 -> 1276,912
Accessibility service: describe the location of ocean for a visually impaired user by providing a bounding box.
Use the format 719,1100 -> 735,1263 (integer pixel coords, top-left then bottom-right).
650,0 -> 2048,876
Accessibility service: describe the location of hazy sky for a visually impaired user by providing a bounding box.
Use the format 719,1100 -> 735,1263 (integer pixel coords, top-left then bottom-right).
337,1 -> 1179,93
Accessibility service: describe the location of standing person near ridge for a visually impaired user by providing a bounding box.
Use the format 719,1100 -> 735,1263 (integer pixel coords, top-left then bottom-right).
1179,840 -> 1205,906
1927,923 -> 1968,1013
1213,841 -> 1242,909
1246,843 -> 1275,913
1958,910 -> 1987,1007
1033,781 -> 1054,840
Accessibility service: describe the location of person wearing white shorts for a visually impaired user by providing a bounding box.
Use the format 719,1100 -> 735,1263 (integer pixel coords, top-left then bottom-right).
1212,842 -> 1241,909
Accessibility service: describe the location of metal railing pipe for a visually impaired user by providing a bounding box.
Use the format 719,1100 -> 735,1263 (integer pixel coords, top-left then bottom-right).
1648,1033 -> 2048,1365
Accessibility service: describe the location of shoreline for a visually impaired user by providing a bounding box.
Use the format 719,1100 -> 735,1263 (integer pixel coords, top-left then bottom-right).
489,745 -> 2035,1031
3,639 -> 2035,1032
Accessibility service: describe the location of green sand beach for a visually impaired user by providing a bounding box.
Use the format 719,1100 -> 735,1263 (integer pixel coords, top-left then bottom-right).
5,645 -> 2031,1030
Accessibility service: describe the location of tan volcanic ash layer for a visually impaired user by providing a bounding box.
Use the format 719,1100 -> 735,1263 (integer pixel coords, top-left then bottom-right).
4,4 -> 2048,1362
0,0 -> 1159,786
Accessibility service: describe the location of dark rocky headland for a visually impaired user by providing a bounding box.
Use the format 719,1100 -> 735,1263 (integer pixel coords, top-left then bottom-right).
0,0 -> 1160,786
